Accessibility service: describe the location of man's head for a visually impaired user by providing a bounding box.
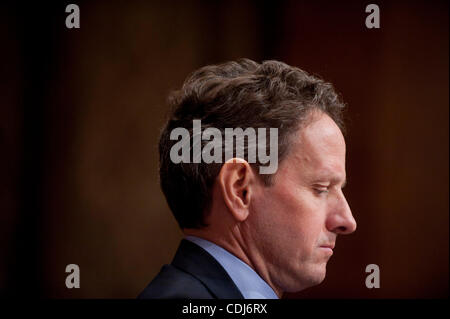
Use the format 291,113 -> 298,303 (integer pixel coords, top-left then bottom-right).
159,59 -> 346,227
158,59 -> 356,294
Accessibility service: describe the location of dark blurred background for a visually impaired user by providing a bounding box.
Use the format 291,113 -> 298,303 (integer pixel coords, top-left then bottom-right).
1,0 -> 448,298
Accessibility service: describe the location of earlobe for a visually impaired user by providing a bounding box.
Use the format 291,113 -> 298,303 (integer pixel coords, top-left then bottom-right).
218,158 -> 253,222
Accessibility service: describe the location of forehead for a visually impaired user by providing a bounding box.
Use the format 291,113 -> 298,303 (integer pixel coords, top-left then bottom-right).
285,112 -> 347,179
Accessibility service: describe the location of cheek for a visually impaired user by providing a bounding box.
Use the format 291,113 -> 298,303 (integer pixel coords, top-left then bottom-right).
252,182 -> 323,245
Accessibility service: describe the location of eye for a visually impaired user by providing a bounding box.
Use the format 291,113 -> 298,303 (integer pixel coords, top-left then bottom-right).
314,187 -> 329,195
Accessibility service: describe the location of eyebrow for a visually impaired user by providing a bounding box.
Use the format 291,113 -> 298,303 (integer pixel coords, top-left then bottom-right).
330,177 -> 347,188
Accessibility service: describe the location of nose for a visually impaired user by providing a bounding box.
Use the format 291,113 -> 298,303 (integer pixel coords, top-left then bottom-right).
326,192 -> 357,235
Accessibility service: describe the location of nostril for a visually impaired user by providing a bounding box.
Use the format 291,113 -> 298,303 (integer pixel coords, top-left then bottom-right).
337,226 -> 347,233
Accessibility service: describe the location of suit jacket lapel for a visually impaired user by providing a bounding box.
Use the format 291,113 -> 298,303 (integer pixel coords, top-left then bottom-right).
171,239 -> 244,299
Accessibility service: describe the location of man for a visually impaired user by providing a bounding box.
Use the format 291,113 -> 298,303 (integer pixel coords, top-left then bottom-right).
139,59 -> 357,299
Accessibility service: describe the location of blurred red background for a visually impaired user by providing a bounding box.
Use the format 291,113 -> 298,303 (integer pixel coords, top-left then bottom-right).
1,0 -> 448,298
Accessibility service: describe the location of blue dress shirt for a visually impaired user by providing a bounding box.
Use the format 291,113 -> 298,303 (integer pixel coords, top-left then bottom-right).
184,235 -> 279,299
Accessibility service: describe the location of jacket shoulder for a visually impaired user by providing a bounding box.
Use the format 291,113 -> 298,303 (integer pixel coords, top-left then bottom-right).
138,264 -> 214,299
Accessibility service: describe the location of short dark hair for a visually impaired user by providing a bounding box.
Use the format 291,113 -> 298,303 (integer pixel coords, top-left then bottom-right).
158,59 -> 346,229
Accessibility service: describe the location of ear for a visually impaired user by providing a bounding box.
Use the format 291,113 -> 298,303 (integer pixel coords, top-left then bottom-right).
218,158 -> 254,222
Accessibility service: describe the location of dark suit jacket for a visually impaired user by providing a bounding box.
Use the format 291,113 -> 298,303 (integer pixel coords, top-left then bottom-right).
138,239 -> 244,299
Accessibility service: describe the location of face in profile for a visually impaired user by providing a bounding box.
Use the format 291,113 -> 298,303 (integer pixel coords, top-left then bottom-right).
246,111 -> 357,294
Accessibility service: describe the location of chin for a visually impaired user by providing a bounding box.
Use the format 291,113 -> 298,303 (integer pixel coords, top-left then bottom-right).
283,267 -> 327,293
302,265 -> 328,289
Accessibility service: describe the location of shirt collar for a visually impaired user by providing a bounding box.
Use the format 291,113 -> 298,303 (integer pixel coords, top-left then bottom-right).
184,235 -> 279,299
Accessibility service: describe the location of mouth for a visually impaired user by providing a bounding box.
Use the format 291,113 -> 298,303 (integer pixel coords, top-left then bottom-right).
319,243 -> 335,255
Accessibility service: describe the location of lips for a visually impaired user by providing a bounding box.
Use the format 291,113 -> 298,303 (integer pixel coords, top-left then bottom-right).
320,243 -> 335,250
319,245 -> 334,256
